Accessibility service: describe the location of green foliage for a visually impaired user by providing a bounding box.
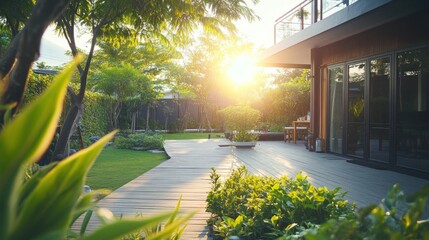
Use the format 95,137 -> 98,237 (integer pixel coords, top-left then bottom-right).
0,57 -> 190,239
218,104 -> 261,142
81,91 -> 110,138
25,72 -> 109,145
260,69 -> 310,126
206,166 -> 354,239
232,131 -> 259,142
115,133 -> 164,150
23,71 -> 55,105
305,184 -> 429,240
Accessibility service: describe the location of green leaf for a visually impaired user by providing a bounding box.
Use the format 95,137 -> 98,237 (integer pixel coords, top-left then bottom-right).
80,210 -> 94,236
85,213 -> 172,240
0,55 -> 82,240
146,210 -> 196,240
9,131 -> 116,239
17,162 -> 57,210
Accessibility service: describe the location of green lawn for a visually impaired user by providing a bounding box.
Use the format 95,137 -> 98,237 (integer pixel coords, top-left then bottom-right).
86,132 -> 223,191
161,132 -> 224,140
86,147 -> 167,191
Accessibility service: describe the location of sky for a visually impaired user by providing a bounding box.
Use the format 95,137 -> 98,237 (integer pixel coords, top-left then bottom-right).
37,0 -> 300,67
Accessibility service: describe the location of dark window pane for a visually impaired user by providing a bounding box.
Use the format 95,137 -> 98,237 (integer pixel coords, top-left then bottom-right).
348,63 -> 365,123
347,62 -> 365,157
396,48 -> 429,171
329,66 -> 344,154
369,58 -> 390,162
347,123 -> 364,156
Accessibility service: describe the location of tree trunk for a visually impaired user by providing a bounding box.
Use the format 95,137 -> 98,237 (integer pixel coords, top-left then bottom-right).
52,24 -> 99,160
131,111 -> 136,133
51,96 -> 82,161
113,101 -> 122,129
204,107 -> 212,132
164,115 -> 168,131
145,105 -> 150,131
180,100 -> 190,131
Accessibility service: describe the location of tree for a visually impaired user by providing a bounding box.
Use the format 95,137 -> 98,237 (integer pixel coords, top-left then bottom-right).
90,40 -> 178,131
93,65 -> 141,130
50,0 -> 259,159
177,35 -> 243,131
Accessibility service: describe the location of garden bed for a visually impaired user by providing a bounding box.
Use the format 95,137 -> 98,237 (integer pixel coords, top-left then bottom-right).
257,131 -> 284,141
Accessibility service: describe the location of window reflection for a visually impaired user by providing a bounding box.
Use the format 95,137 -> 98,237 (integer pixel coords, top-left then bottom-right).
329,66 -> 344,153
347,62 -> 365,157
397,48 -> 429,170
369,58 -> 390,162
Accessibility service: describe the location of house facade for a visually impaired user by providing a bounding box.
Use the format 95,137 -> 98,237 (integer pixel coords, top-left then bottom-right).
260,0 -> 429,178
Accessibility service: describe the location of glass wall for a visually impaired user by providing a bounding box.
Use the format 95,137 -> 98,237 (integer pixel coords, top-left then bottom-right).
396,47 -> 429,171
347,62 -> 365,157
327,46 -> 429,173
369,58 -> 390,162
329,66 -> 344,153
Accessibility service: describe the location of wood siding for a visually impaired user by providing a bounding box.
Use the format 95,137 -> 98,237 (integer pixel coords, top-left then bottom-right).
319,11 -> 429,66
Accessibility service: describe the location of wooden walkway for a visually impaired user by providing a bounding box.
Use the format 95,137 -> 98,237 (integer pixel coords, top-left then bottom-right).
77,139 -> 428,238
79,139 -> 236,239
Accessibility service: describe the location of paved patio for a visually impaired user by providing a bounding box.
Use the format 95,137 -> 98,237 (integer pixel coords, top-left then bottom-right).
77,139 -> 428,239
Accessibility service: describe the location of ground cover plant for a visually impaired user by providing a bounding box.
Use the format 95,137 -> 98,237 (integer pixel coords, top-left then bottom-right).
114,132 -> 164,150
206,166 -> 429,239
86,148 -> 167,190
206,166 -> 354,239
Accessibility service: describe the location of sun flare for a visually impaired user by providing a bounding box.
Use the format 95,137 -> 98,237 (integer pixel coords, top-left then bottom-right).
227,55 -> 256,85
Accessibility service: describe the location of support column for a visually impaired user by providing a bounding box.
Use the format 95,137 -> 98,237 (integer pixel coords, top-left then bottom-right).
310,48 -> 321,150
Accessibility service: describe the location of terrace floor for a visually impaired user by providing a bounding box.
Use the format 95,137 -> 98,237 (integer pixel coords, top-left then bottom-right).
78,139 -> 428,239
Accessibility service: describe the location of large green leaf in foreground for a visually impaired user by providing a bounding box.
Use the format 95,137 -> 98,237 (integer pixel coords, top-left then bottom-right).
0,55 -> 82,239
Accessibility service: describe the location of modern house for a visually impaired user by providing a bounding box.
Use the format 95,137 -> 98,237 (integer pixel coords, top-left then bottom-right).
259,0 -> 429,178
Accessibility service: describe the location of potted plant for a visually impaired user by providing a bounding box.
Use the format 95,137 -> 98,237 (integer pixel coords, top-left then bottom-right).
219,104 -> 261,148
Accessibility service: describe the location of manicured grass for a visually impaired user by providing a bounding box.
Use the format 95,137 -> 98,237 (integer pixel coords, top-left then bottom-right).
86,147 -> 167,191
161,132 -> 224,140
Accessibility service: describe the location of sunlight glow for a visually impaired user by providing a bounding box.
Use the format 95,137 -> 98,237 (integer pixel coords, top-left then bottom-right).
227,55 -> 256,85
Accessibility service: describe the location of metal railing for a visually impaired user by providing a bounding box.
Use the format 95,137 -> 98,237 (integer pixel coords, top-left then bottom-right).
274,0 -> 358,44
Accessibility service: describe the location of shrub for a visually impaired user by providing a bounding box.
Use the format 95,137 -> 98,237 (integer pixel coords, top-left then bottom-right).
305,184 -> 429,240
219,104 -> 261,133
218,105 -> 261,142
206,166 -> 354,239
114,133 -> 164,150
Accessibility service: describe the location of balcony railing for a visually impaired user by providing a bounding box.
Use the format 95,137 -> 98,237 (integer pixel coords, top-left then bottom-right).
274,0 -> 359,44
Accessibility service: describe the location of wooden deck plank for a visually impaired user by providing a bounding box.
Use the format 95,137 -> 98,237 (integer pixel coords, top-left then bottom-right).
233,141 -> 429,209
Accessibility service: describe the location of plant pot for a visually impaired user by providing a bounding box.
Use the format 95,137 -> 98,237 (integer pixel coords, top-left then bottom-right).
232,141 -> 256,148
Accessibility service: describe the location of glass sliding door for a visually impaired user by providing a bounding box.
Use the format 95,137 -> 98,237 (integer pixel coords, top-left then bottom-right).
369,57 -> 390,162
396,47 -> 429,171
328,66 -> 344,153
347,62 -> 365,157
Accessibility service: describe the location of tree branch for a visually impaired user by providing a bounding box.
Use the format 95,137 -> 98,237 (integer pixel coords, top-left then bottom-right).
0,0 -> 71,123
